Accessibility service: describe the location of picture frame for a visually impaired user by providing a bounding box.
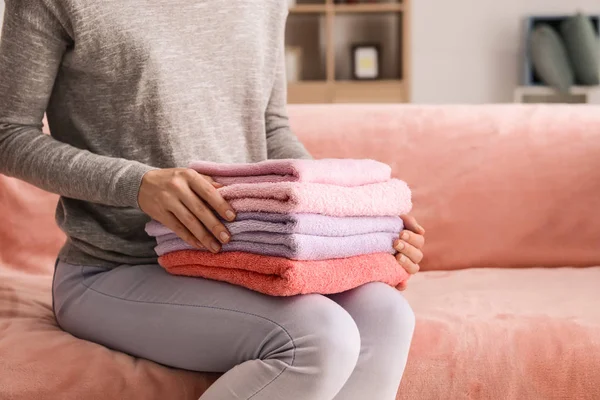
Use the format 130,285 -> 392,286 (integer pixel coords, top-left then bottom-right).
351,43 -> 381,80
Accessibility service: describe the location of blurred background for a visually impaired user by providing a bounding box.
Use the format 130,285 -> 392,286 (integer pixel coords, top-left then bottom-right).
3,0 -> 599,104
283,0 -> 600,104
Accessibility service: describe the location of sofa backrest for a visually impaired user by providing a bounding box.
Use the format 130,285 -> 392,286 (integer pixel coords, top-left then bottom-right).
0,119 -> 64,274
1,105 -> 599,273
289,104 -> 600,271
0,175 -> 64,274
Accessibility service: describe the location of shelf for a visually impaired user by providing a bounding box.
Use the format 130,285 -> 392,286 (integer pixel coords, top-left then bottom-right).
333,80 -> 406,103
514,85 -> 600,95
287,80 -> 407,104
289,5 -> 328,14
288,81 -> 330,104
513,86 -> 600,104
334,3 -> 404,13
289,3 -> 405,14
286,1 -> 411,103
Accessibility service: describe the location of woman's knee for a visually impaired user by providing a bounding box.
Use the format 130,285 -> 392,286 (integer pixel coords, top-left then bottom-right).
340,282 -> 415,339
281,295 -> 361,380
375,283 -> 415,335
374,283 -> 414,325
313,302 -> 361,371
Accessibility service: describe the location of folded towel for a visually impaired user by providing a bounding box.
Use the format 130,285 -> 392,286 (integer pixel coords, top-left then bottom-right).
190,159 -> 392,186
154,232 -> 399,260
146,214 -> 404,238
159,251 -> 409,296
218,180 -> 411,217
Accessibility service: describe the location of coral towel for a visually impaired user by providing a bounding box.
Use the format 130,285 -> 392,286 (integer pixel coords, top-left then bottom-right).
153,232 -> 399,260
190,159 -> 391,186
159,251 -> 409,296
218,180 -> 411,217
146,214 -> 404,238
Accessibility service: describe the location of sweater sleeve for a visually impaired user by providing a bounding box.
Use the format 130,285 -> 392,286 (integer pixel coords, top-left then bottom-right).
264,37 -> 312,160
0,0 -> 156,208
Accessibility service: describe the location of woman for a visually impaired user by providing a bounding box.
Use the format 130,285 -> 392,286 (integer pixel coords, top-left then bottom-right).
0,1 -> 425,399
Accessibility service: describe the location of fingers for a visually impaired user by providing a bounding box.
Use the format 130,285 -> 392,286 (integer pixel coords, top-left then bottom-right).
394,239 -> 424,265
395,220 -> 425,276
400,214 -> 425,235
395,252 -> 420,275
160,213 -> 206,251
139,168 -> 234,252
179,185 -> 231,245
186,170 -> 236,222
170,202 -> 222,253
202,174 -> 224,189
398,230 -> 425,251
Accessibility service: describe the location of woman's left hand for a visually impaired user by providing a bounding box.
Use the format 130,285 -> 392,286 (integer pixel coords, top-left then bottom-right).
394,215 -> 425,291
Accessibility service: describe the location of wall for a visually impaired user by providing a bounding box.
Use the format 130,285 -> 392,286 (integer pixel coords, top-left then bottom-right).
411,0 -> 600,103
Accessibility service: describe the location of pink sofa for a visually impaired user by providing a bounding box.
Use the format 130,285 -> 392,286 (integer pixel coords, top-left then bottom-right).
1,105 -> 599,399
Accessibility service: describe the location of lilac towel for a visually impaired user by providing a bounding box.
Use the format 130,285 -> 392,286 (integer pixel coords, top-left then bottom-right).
190,159 -> 392,186
146,214 -> 404,239
154,232 -> 399,260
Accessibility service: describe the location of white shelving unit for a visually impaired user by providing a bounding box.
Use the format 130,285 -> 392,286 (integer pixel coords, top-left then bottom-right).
514,86 -> 600,104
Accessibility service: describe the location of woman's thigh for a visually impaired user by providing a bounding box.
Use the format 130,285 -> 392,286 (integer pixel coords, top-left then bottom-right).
52,261 -> 357,373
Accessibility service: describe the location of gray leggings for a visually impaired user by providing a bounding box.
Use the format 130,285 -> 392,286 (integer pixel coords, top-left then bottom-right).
53,261 -> 415,400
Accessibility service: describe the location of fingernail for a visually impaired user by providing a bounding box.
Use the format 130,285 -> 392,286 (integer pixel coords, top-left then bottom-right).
395,241 -> 405,251
195,241 -> 204,249
211,242 -> 221,252
417,225 -> 425,234
401,232 -> 410,241
219,231 -> 230,243
225,210 -> 236,221
398,254 -> 406,263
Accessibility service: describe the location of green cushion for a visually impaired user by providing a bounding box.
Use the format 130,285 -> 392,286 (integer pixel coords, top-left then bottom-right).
530,25 -> 574,92
561,13 -> 600,85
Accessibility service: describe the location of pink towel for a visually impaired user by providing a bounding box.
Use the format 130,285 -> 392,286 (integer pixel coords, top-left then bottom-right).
153,232 -> 399,260
145,213 -> 404,238
159,251 -> 409,296
218,180 -> 411,217
190,159 -> 392,186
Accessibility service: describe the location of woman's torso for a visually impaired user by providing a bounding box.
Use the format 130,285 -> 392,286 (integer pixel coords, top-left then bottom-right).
48,0 -> 288,267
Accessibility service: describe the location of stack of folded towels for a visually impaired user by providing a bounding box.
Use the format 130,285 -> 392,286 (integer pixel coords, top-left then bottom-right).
145,159 -> 412,296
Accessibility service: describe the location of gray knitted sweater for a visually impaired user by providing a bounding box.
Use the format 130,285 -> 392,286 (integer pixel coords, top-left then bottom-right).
0,0 -> 310,267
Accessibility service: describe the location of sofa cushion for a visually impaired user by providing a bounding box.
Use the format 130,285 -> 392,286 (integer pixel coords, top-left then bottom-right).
0,175 -> 64,274
561,13 -> 600,85
529,25 -> 574,92
4,105 -> 599,274
290,104 -> 600,271
0,268 -> 217,400
1,105 -> 599,400
401,266 -> 600,400
0,118 -> 63,275
1,264 -> 598,400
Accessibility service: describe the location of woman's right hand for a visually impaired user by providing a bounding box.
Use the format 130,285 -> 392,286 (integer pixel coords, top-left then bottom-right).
138,168 -> 235,253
